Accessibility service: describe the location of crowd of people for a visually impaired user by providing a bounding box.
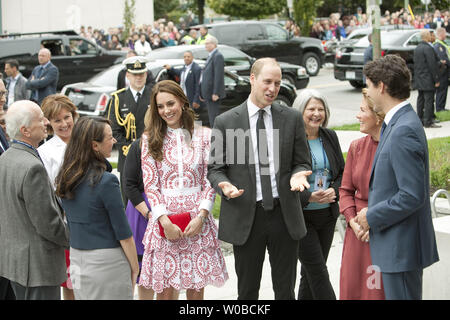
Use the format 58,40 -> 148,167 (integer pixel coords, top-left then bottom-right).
78,17 -> 211,54
309,7 -> 450,41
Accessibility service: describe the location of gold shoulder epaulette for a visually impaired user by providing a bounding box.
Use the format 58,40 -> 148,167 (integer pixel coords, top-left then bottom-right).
111,87 -> 127,96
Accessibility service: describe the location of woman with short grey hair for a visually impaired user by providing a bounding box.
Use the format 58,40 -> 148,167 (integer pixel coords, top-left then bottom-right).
292,89 -> 345,300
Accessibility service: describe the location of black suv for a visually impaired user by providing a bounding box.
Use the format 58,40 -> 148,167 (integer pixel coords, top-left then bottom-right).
0,30 -> 126,89
193,21 -> 325,76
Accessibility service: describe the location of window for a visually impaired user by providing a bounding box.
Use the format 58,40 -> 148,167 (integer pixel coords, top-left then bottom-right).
213,25 -> 241,44
245,25 -> 265,41
69,38 -> 97,55
41,39 -> 64,56
219,47 -> 251,67
265,24 -> 287,41
406,33 -> 422,46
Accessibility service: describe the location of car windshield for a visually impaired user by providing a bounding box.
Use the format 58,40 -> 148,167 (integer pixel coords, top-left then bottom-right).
355,31 -> 409,47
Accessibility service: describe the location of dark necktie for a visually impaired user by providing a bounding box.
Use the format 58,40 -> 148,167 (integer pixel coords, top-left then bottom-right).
380,121 -> 387,140
257,109 -> 273,210
136,92 -> 141,104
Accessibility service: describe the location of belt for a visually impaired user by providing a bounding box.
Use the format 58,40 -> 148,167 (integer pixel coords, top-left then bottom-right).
256,198 -> 280,210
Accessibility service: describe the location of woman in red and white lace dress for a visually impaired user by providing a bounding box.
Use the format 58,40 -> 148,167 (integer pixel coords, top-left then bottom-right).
139,80 -> 228,300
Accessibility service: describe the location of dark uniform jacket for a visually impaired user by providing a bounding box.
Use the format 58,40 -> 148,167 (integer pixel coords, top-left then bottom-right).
108,85 -> 152,173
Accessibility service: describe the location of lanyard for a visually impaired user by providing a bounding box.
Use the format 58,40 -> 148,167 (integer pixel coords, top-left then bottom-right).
308,137 -> 329,175
13,140 -> 44,165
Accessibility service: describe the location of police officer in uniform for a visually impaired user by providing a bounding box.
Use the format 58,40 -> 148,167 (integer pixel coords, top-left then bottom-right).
108,56 -> 153,203
196,25 -> 210,44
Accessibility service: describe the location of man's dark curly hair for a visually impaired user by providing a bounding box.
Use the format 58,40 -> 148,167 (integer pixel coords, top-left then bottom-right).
363,54 -> 411,100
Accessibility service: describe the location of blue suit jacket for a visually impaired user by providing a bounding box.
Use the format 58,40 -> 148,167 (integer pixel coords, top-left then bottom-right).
168,62 -> 202,106
200,49 -> 225,100
367,103 -> 439,273
0,127 -> 8,155
26,62 -> 59,105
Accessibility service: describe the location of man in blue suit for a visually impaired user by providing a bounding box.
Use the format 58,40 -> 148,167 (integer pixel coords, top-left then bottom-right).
200,36 -> 225,127
26,48 -> 59,105
357,54 -> 439,300
164,50 -> 202,109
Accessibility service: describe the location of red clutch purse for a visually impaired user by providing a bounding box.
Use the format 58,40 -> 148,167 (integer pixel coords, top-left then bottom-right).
158,212 -> 191,238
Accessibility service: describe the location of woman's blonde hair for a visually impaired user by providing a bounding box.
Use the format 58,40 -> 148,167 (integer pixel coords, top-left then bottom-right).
361,88 -> 385,123
41,94 -> 78,135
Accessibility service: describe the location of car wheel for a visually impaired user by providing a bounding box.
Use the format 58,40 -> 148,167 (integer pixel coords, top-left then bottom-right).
349,80 -> 364,88
302,52 -> 320,76
282,74 -> 296,87
275,94 -> 291,108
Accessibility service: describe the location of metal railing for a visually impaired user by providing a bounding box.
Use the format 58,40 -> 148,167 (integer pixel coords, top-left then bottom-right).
431,189 -> 450,218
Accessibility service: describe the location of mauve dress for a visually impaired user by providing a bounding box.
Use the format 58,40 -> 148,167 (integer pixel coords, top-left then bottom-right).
339,135 -> 385,300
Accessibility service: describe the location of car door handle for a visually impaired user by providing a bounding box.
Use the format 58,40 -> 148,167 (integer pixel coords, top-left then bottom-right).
73,60 -> 83,65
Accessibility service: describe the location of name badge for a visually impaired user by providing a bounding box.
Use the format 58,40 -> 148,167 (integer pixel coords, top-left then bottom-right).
314,170 -> 329,191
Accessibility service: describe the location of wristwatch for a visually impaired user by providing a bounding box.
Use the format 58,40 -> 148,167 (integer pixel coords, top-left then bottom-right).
199,214 -> 208,224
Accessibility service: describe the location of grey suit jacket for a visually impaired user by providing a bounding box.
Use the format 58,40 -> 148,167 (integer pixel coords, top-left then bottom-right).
5,73 -> 31,106
200,49 -> 225,100
207,101 -> 311,245
0,143 -> 68,287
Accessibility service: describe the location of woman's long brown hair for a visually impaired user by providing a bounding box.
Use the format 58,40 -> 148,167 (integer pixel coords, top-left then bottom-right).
144,80 -> 197,161
55,116 -> 111,199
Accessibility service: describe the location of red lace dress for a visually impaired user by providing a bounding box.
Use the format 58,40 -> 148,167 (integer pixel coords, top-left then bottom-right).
139,126 -> 228,293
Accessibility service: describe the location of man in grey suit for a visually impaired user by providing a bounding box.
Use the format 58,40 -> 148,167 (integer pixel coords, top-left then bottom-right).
4,59 -> 31,110
0,100 -> 69,300
200,35 -> 225,127
26,48 -> 59,105
208,58 -> 312,300
357,55 -> 439,300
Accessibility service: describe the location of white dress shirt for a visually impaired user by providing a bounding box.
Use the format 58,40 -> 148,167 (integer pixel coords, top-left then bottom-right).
384,100 -> 410,126
7,74 -> 20,107
247,98 -> 279,201
129,87 -> 145,102
37,135 -> 67,189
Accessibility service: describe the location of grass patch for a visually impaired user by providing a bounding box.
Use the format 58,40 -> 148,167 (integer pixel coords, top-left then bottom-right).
428,136 -> 450,191
212,195 -> 221,220
436,110 -> 450,122
330,123 -> 360,131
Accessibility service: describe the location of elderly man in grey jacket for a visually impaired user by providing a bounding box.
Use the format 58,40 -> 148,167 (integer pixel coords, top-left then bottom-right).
0,100 -> 68,300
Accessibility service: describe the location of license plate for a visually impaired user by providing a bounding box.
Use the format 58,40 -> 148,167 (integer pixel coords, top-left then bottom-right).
346,71 -> 356,80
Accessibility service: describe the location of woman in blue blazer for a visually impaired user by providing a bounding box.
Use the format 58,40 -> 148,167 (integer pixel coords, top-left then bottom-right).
56,117 -> 139,300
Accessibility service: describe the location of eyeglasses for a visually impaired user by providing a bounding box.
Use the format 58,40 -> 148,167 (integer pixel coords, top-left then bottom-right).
0,90 -> 8,98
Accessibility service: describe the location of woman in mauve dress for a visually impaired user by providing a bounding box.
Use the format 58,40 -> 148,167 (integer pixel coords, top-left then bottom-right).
339,88 -> 385,300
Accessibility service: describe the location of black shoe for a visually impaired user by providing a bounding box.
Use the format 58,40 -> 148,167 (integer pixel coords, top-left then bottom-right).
424,123 -> 442,128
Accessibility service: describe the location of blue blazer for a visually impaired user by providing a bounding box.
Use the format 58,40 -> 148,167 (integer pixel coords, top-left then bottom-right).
61,169 -> 132,250
367,103 -> 439,273
200,49 -> 225,100
168,62 -> 202,106
0,127 -> 8,155
26,62 -> 59,105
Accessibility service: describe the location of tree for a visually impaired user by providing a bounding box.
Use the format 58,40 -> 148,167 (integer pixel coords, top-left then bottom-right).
154,0 -> 180,20
207,0 -> 285,19
186,0 -> 206,24
292,0 -> 323,36
123,0 -> 136,44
